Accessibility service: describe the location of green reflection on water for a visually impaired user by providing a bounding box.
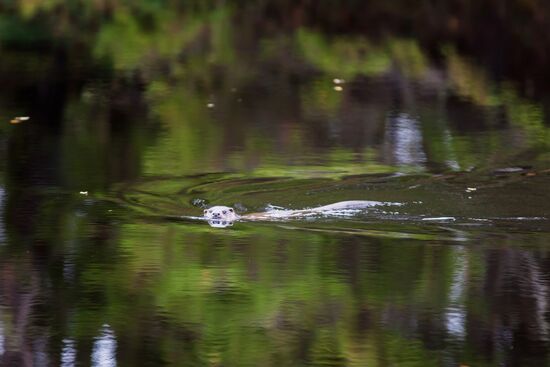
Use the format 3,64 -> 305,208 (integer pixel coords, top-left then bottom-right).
5,204 -> 546,366
2,0 -> 548,184
41,217 -> 472,366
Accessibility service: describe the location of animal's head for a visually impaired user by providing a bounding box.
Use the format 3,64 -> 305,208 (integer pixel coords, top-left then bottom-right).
203,206 -> 238,221
207,219 -> 234,228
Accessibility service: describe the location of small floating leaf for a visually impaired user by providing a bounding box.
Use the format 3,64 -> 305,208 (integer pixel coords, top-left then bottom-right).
10,116 -> 30,124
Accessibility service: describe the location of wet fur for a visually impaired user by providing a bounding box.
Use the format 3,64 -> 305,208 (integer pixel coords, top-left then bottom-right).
204,201 -> 382,222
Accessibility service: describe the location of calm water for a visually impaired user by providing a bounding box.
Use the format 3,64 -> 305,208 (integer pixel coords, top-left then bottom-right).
0,1 -> 550,366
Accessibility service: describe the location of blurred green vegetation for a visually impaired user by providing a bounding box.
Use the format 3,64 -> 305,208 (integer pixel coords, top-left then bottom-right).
0,0 -> 548,189
5,197 -> 548,366
1,205 -> 515,366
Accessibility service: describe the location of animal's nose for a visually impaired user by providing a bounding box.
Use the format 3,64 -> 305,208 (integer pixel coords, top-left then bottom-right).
212,213 -> 221,218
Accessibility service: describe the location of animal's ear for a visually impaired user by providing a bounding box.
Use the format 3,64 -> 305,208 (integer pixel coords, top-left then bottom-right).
229,208 -> 234,212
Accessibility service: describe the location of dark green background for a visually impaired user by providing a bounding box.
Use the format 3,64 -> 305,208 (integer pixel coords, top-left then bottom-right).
0,1 -> 549,366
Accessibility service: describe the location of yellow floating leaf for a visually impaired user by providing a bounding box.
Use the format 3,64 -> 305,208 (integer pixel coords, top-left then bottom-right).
10,116 -> 30,124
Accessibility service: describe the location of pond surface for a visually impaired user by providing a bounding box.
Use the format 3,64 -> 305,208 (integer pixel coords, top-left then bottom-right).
0,1 -> 550,366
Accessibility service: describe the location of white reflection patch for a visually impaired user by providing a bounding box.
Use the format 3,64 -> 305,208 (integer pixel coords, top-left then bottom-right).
446,307 -> 466,338
0,320 -> 4,356
446,247 -> 467,339
385,114 -> 427,167
92,325 -> 117,367
61,338 -> 76,367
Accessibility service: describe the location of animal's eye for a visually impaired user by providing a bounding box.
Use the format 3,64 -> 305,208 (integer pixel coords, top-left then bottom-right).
229,208 -> 234,212
204,210 -> 208,214
222,211 -> 227,214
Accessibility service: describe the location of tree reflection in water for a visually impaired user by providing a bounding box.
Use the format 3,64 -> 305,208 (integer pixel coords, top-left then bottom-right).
92,325 -> 117,367
384,114 -> 427,168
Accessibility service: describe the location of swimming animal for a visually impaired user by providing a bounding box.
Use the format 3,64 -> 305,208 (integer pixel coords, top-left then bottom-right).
203,200 -> 398,227
203,206 -> 239,221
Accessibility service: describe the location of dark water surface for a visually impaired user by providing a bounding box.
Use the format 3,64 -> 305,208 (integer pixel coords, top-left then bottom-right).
1,1 -> 550,366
